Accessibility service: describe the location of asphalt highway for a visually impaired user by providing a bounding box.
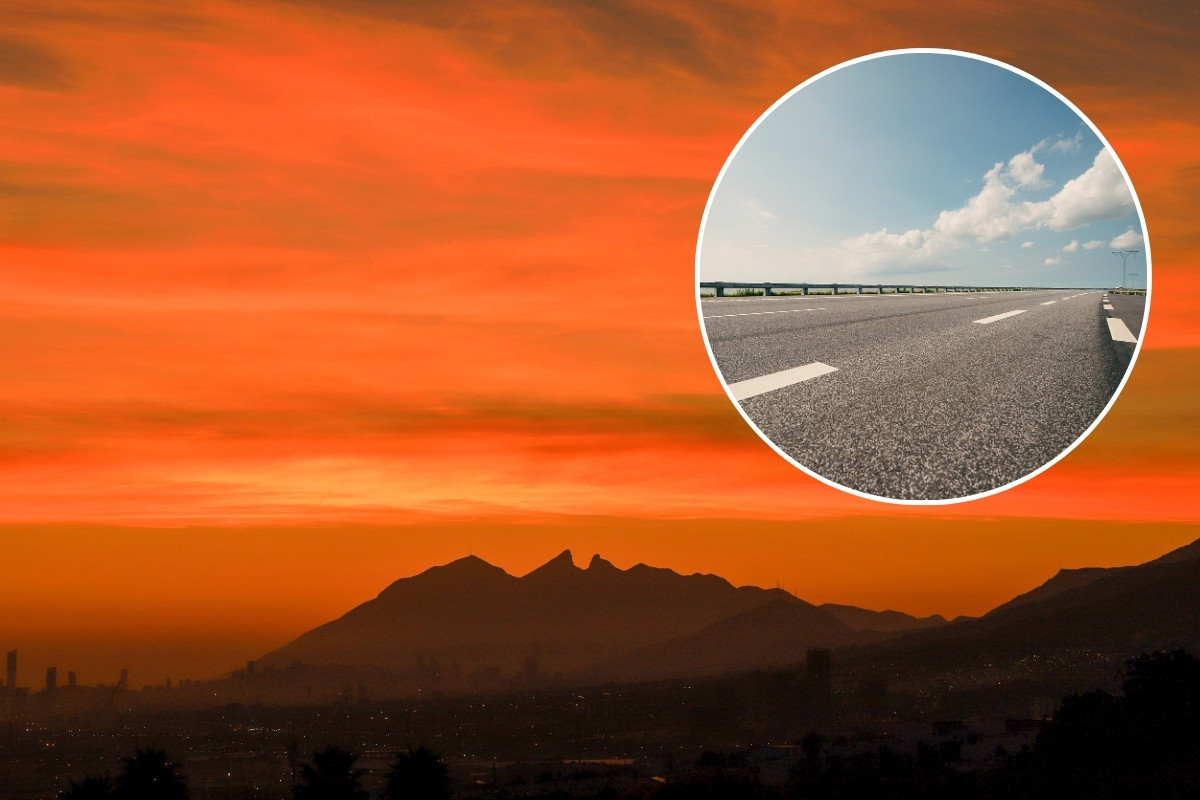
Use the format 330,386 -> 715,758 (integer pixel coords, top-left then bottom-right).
1101,291 -> 1146,376
700,289 -> 1134,500
1103,292 -> 1146,339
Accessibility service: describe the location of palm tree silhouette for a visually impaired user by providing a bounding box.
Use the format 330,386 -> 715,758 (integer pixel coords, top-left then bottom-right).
383,745 -> 449,800
294,746 -> 369,800
112,748 -> 188,800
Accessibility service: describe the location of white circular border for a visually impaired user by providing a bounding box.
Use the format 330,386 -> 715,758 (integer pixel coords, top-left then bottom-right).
694,48 -> 1153,506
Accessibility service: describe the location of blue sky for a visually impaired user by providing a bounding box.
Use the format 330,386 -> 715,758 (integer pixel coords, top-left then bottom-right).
699,52 -> 1147,288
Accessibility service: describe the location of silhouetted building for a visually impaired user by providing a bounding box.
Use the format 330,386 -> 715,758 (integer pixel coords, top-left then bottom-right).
804,648 -> 833,719
807,648 -> 831,687
46,667 -> 56,692
116,669 -> 128,692
933,720 -> 965,736
6,650 -> 15,691
928,720 -> 966,762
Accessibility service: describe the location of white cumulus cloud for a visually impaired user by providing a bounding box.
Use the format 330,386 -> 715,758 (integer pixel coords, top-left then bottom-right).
1111,228 -> 1144,248
930,163 -> 1031,243
1005,150 -> 1049,189
1039,149 -> 1134,230
1083,240 -> 1104,249
815,146 -> 1135,278
928,148 -> 1132,245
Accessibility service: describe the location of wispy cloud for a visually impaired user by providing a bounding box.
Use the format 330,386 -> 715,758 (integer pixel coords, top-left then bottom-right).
0,36 -> 73,90
1042,131 -> 1083,155
0,0 -> 1193,684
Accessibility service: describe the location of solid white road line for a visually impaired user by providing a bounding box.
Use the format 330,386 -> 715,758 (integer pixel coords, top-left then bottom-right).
1107,318 -> 1138,343
704,308 -> 826,319
728,362 -> 838,401
973,310 -> 1027,325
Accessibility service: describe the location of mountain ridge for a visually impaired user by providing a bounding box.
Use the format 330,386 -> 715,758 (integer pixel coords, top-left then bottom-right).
255,538 -> 1200,695
257,550 -> 937,685
841,536 -> 1200,672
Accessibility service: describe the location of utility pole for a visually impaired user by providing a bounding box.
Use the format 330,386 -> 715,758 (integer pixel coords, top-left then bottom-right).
1112,250 -> 1138,288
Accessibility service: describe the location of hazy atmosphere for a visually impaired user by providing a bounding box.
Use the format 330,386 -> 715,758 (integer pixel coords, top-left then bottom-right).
0,0 -> 1195,746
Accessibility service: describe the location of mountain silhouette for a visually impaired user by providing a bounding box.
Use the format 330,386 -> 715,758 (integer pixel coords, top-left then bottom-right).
599,597 -> 862,681
819,603 -> 948,633
852,537 -> 1200,671
984,538 -> 1200,619
255,539 -> 1200,695
258,551 -> 875,683
984,567 -> 1116,616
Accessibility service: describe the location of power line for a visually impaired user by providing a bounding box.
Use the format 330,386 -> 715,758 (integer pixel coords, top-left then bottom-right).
1112,250 -> 1139,288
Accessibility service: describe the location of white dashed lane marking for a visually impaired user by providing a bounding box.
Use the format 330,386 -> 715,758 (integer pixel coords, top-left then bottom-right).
704,308 -> 827,319
1107,318 -> 1137,343
728,362 -> 839,401
974,310 -> 1027,325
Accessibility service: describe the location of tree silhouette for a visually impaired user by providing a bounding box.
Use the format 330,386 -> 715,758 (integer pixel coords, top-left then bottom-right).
59,774 -> 113,800
294,746 -> 368,800
1123,648 -> 1200,743
382,745 -> 449,800
799,731 -> 823,764
112,748 -> 188,800
1008,649 -> 1200,798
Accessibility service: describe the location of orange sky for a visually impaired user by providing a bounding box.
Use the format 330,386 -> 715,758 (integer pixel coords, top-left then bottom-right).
1,1 -> 1198,687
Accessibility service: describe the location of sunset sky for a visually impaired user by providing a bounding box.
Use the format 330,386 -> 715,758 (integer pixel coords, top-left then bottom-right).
1,1 -> 1198,688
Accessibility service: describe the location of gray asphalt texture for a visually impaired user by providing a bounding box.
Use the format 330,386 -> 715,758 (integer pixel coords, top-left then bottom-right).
1103,291 -> 1146,375
1104,292 -> 1147,338
701,290 -> 1129,500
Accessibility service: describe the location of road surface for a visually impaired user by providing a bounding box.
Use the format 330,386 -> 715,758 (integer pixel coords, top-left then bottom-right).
700,289 -> 1141,500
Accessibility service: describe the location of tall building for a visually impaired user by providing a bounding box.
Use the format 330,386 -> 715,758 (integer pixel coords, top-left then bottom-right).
805,647 -> 833,717
6,650 -> 15,691
46,667 -> 57,692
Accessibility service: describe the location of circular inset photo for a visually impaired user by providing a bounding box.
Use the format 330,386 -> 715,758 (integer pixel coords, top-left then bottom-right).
696,50 -> 1149,503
